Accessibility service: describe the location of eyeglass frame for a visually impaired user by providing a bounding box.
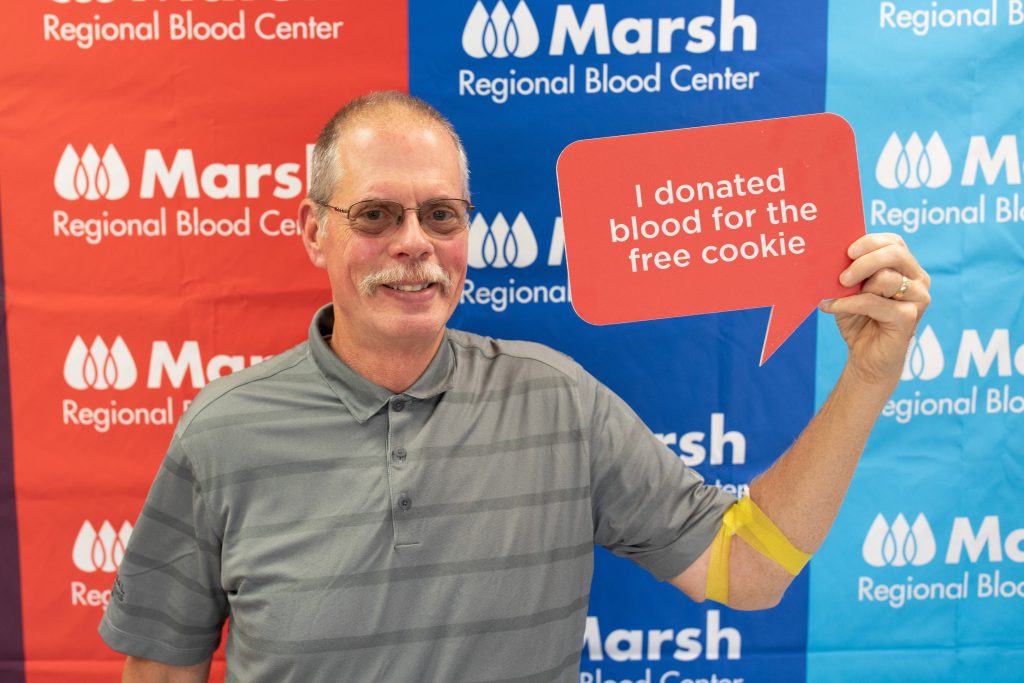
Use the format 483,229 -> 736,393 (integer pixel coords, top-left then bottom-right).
314,197 -> 475,237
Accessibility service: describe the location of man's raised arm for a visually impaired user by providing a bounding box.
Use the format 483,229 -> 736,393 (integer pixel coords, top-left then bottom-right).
671,233 -> 931,609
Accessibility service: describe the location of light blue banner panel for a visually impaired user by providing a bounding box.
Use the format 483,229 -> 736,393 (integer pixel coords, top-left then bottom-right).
814,1 -> 1024,681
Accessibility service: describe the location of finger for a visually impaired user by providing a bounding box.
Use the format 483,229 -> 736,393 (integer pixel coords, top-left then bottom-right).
820,293 -> 920,329
861,269 -> 926,302
840,243 -> 928,288
860,268 -> 902,298
846,233 -> 930,285
847,232 -> 904,259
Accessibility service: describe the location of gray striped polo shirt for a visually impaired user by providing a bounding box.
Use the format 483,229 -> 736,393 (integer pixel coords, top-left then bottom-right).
100,304 -> 734,682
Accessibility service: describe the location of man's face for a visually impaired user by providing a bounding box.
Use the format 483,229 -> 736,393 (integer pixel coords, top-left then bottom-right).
312,120 -> 468,352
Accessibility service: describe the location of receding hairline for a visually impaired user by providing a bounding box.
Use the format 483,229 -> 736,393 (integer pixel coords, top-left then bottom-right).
308,92 -> 470,223
325,90 -> 458,135
338,102 -> 451,134
335,107 -> 462,160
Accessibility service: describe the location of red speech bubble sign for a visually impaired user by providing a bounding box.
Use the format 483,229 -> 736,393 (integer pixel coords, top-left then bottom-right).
556,113 -> 865,365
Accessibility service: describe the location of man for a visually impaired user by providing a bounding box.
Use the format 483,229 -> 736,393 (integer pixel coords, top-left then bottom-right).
101,91 -> 930,681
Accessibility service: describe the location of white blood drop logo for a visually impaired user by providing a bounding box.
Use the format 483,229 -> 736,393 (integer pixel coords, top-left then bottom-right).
863,513 -> 936,567
463,1 -> 540,58
54,144 -> 130,200
468,212 -> 538,268
901,325 -> 945,381
876,132 -> 952,189
64,336 -> 138,390
72,520 -> 132,573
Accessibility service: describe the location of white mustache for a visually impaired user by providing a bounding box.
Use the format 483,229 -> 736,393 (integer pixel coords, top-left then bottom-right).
358,262 -> 452,297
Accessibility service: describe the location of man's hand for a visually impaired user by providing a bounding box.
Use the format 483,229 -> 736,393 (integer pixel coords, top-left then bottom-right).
819,233 -> 931,385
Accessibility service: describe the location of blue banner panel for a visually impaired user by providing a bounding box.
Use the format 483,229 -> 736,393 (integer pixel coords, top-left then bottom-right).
412,1 -> 829,680
814,1 -> 1024,681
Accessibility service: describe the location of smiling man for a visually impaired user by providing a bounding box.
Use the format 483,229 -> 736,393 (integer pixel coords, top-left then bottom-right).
302,96 -> 470,394
100,91 -> 930,682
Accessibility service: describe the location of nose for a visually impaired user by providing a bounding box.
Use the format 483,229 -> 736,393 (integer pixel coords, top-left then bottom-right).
388,209 -> 434,259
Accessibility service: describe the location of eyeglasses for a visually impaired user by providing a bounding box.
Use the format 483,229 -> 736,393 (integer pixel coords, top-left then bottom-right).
316,198 -> 474,238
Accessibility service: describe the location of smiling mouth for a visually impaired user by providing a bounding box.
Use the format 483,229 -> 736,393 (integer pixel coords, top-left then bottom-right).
359,263 -> 453,297
383,283 -> 434,292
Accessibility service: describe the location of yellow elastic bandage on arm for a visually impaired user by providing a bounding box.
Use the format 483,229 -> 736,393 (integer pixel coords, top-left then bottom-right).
704,496 -> 811,606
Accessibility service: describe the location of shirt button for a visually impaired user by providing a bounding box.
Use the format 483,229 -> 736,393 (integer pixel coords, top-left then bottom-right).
392,400 -> 406,412
392,447 -> 407,462
398,493 -> 412,512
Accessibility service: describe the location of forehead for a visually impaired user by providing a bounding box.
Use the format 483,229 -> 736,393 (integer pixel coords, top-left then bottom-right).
334,117 -> 462,199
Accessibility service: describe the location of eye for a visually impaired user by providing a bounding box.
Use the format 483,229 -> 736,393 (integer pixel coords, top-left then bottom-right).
355,204 -> 392,222
421,202 -> 466,236
348,201 -> 400,234
422,200 -> 465,224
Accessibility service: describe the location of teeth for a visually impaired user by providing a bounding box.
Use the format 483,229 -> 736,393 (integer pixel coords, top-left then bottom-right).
389,283 -> 430,292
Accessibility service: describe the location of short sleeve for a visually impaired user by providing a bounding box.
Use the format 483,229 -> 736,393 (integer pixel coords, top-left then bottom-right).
578,366 -> 737,581
99,437 -> 228,665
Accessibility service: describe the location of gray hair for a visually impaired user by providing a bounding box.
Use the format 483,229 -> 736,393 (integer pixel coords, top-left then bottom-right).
308,91 -> 470,225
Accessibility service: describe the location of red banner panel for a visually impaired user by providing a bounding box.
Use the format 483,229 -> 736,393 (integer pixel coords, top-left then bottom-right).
0,1 -> 407,679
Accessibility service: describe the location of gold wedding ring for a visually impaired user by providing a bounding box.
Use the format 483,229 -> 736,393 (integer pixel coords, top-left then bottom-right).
892,275 -> 910,300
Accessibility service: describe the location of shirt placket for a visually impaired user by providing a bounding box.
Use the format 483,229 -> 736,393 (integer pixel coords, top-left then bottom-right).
386,394 -> 420,548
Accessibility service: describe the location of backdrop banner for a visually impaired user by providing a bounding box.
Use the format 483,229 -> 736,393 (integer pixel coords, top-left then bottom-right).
0,1 -> 1019,681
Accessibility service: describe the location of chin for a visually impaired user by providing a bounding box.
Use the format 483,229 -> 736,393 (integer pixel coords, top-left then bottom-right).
376,314 -> 448,345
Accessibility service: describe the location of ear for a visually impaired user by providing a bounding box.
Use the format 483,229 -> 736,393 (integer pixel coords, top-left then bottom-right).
299,198 -> 327,269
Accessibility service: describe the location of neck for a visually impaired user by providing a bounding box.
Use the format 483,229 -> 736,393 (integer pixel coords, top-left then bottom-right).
329,322 -> 444,394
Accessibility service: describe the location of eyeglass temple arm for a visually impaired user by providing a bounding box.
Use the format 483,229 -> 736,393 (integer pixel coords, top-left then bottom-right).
315,200 -> 349,215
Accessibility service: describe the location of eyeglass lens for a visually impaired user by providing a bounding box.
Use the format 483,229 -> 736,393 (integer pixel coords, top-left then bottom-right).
348,199 -> 469,236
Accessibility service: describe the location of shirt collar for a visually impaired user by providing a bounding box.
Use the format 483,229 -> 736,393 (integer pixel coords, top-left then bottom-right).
307,304 -> 456,422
